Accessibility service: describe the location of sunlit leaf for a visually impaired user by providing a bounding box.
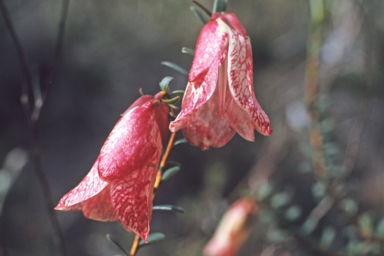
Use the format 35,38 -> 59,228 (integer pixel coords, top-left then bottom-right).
106,234 -> 129,256
161,61 -> 188,76
153,204 -> 185,214
168,104 -> 180,110
159,76 -> 173,94
161,162 -> 181,181
181,47 -> 195,56
138,233 -> 165,247
173,138 -> 188,147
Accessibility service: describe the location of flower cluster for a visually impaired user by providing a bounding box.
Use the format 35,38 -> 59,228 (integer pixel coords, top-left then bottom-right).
55,9 -> 272,247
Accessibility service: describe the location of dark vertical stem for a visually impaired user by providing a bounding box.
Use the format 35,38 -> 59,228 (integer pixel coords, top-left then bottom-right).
0,0 -> 33,120
0,1 -> 69,255
32,0 -> 70,122
304,0 -> 327,179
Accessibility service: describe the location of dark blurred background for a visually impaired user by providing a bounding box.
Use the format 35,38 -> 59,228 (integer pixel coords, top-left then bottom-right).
1,0 -> 384,255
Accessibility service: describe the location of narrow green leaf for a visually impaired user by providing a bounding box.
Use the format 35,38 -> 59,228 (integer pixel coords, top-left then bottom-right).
311,181 -> 326,199
340,198 -> 358,215
300,218 -> 318,236
161,61 -> 188,76
159,76 -> 173,93
153,204 -> 185,214
320,226 -> 336,249
182,47 -> 195,56
170,90 -> 184,96
267,228 -> 289,243
168,104 -> 179,110
173,138 -> 188,147
257,182 -> 273,201
258,209 -> 277,225
213,0 -> 227,13
284,205 -> 302,221
270,192 -> 290,209
376,218 -> 384,238
138,233 -> 165,247
358,212 -> 373,237
106,234 -> 129,256
161,161 -> 181,171
161,166 -> 181,181
162,96 -> 180,105
190,6 -> 208,25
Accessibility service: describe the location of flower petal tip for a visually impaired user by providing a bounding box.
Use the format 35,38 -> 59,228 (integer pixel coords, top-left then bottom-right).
267,127 -> 273,135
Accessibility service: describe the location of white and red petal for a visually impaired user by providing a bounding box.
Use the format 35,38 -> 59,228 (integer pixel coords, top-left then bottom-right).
169,19 -> 229,133
55,158 -> 108,211
110,147 -> 161,242
225,19 -> 272,137
82,185 -> 117,221
121,95 -> 153,116
182,80 -> 235,150
98,101 -> 161,183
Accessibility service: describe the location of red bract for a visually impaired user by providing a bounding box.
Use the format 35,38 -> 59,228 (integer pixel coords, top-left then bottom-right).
169,12 -> 272,150
55,95 -> 169,242
203,198 -> 258,256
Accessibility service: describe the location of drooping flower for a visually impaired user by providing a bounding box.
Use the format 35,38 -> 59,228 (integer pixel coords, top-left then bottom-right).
169,12 -> 272,150
203,198 -> 258,256
55,94 -> 169,242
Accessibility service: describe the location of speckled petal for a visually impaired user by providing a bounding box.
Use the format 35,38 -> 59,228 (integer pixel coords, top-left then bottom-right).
154,101 -> 170,147
98,100 -> 161,182
182,80 -> 235,150
225,16 -> 272,136
110,142 -> 162,242
82,185 -> 117,221
55,158 -> 108,211
169,19 -> 229,133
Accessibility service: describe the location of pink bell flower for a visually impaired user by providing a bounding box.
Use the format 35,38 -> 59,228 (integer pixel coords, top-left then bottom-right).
203,198 -> 258,256
169,12 -> 272,149
55,94 -> 169,242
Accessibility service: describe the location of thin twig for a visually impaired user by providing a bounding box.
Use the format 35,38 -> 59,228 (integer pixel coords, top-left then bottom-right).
0,1 -> 68,255
304,0 -> 327,179
191,0 -> 212,17
0,0 -> 33,121
32,0 -> 70,122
